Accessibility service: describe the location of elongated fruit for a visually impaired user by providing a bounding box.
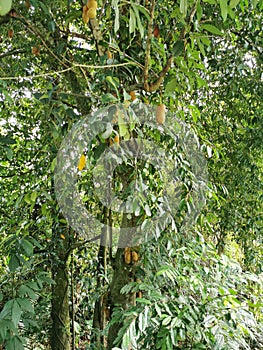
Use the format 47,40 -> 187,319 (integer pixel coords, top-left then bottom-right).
156,104 -> 166,124
78,154 -> 86,171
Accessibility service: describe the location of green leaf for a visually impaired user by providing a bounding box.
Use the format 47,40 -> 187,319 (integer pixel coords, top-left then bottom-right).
132,4 -> 144,38
180,0 -> 188,17
11,300 -> 22,327
24,193 -> 32,204
229,0 -> 240,8
0,300 -> 21,330
0,0 -> 12,16
100,122 -> 113,139
135,298 -> 151,305
8,254 -> 20,272
18,285 -> 37,300
106,75 -> 119,91
101,93 -> 118,103
197,38 -> 205,57
202,24 -> 223,35
16,298 -> 34,313
144,204 -> 151,216
129,8 -> 136,34
252,0 -> 259,8
162,315 -> 172,326
27,281 -> 40,291
196,3 -> 203,20
20,238 -> 34,256
165,78 -> 178,94
118,114 -> 128,137
0,136 -> 16,145
156,265 -> 169,276
6,335 -> 24,350
220,0 -> 228,21
173,40 -> 184,56
94,143 -> 107,161
31,191 -> 37,202
0,319 -> 16,340
112,0 -> 120,32
138,306 -> 149,332
122,331 -> 131,349
0,300 -> 12,320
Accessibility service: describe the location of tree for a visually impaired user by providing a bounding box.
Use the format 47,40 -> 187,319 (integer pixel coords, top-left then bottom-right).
0,0 -> 262,349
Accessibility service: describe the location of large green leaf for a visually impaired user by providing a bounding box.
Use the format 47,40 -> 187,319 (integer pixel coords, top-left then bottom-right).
0,0 -> 12,16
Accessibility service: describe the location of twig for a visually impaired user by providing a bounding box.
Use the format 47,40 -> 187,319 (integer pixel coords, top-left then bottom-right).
0,49 -> 27,59
89,18 -> 107,57
0,62 -> 139,81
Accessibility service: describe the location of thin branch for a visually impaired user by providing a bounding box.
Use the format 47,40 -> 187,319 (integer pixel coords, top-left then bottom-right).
89,18 -> 107,57
25,21 -> 70,68
0,49 -> 27,59
0,62 -> 140,81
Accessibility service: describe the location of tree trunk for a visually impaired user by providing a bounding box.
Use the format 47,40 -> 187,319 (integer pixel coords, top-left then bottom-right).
107,214 -> 138,350
51,246 -> 71,350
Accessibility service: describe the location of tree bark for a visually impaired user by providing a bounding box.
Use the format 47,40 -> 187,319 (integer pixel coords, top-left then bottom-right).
51,244 -> 71,350
107,214 -> 138,350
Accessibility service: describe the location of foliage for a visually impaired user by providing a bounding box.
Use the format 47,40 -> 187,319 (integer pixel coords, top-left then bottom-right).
0,0 -> 262,349
114,237 -> 263,350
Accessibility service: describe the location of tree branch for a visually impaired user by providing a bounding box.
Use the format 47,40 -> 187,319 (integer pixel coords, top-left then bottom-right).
0,49 -> 27,60
142,1 -> 174,93
89,18 -> 107,57
144,56 -> 173,92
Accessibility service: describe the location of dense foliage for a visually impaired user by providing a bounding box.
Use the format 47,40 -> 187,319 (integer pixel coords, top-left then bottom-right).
0,0 -> 262,349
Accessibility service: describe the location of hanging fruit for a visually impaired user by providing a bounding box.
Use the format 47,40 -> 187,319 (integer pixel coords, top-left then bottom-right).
156,104 -> 166,125
82,0 -> 97,24
78,154 -> 86,171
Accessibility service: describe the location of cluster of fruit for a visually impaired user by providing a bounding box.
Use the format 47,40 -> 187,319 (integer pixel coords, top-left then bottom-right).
82,0 -> 97,24
124,247 -> 139,265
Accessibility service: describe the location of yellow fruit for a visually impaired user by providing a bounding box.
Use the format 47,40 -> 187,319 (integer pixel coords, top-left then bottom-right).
78,154 -> 86,171
32,46 -> 40,56
156,104 -> 166,124
87,0 -> 98,10
129,91 -> 136,101
124,247 -> 132,264
107,50 -> 112,59
137,291 -> 142,298
132,251 -> 139,263
124,251 -> 131,265
114,134 -> 119,144
87,7 -> 96,19
82,5 -> 89,23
